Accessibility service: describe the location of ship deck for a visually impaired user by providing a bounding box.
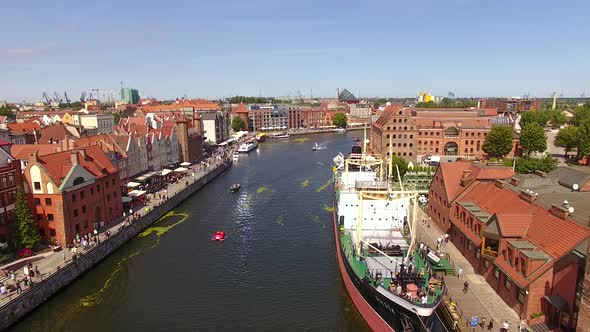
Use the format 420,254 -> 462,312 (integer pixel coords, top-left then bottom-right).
340,232 -> 445,306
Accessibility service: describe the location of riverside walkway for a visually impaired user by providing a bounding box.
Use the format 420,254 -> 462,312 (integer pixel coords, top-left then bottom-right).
0,149 -> 234,308
415,207 -> 522,331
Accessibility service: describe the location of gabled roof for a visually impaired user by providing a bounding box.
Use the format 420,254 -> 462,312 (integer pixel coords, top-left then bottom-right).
37,124 -> 70,144
548,166 -> 590,190
35,145 -> 118,187
7,122 -> 41,134
10,144 -> 65,160
457,181 -> 589,259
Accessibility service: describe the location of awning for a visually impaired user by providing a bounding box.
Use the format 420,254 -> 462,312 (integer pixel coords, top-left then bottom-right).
174,167 -> 189,172
128,190 -> 146,198
161,169 -> 172,176
126,181 -> 141,188
180,162 -> 191,166
122,196 -> 132,203
544,295 -> 570,312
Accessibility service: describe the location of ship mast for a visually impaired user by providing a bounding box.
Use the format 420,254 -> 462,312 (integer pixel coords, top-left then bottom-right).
356,191 -> 364,256
404,193 -> 418,263
388,135 -> 393,183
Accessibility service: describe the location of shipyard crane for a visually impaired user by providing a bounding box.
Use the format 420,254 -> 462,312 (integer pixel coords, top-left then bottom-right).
53,92 -> 63,103
42,92 -> 52,104
447,91 -> 455,99
80,91 -> 87,102
64,92 -> 71,105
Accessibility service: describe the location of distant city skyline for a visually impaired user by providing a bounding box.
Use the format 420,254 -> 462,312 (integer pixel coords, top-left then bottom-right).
1,0 -> 589,102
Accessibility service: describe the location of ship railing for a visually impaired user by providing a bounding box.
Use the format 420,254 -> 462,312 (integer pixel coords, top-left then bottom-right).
355,180 -> 388,191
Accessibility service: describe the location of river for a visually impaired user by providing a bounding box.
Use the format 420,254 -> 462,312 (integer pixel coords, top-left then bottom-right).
11,131 -> 371,331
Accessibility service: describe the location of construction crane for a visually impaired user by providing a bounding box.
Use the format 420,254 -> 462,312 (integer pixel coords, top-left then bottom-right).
42,92 -> 52,104
64,92 -> 71,105
80,91 -> 87,102
447,91 -> 455,99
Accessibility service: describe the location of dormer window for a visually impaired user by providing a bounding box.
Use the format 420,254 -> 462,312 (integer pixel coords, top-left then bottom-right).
521,258 -> 528,276
508,248 -> 514,266
73,177 -> 84,186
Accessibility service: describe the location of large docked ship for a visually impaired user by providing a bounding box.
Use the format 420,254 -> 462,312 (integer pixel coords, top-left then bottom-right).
332,137 -> 446,332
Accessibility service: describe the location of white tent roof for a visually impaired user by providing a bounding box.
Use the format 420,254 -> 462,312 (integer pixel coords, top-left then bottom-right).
128,190 -> 146,198
126,181 -> 141,188
180,162 -> 191,166
161,169 -> 172,176
174,167 -> 189,172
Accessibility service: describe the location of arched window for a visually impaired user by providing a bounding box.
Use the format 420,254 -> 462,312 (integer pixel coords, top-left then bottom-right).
399,111 -> 403,115
445,127 -> 460,137
444,142 -> 459,156
410,135 -> 413,139
393,134 -> 397,139
73,177 -> 84,186
404,134 -> 407,139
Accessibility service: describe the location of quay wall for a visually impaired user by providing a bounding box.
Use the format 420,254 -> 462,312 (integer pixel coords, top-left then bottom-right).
0,162 -> 231,330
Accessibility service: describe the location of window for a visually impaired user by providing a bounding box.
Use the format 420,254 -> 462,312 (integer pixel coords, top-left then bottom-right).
468,241 -> 473,251
47,214 -> 54,221
521,258 -> 527,276
72,194 -> 76,202
80,191 -> 85,199
508,248 -> 514,265
45,198 -> 52,206
34,182 -> 41,190
34,198 -> 41,205
37,214 -> 43,222
484,259 -> 490,268
518,288 -> 526,303
90,187 -> 94,195
50,229 -> 56,236
494,267 -> 500,279
107,193 -> 111,202
73,177 -> 84,186
505,277 -> 511,290
476,250 -> 480,259
106,181 -> 109,188
73,209 -> 78,217
97,185 -> 101,192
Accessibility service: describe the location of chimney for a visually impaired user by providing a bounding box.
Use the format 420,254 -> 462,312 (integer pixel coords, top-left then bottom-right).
510,177 -> 520,186
550,204 -> 570,219
519,189 -> 537,203
462,169 -> 472,179
70,151 -> 78,165
495,179 -> 505,188
533,170 -> 547,177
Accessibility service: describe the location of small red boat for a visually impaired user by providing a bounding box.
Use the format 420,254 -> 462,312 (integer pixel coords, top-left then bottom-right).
212,231 -> 226,241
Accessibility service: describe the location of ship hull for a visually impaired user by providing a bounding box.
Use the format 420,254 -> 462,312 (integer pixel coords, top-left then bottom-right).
332,201 -> 441,332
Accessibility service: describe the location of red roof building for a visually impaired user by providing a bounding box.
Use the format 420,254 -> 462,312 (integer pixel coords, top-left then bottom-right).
428,162 -> 590,329
22,146 -> 123,247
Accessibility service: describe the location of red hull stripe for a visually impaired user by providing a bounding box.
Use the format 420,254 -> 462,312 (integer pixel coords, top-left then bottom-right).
333,204 -> 395,332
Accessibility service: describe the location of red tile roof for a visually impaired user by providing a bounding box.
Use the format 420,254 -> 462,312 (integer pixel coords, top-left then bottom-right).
36,145 -> 118,187
7,122 -> 41,134
37,124 -> 70,144
232,103 -> 249,114
438,161 -> 515,202
10,144 -> 65,160
457,181 -> 589,259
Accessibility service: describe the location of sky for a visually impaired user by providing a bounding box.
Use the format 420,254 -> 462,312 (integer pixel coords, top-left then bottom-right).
1,0 -> 589,102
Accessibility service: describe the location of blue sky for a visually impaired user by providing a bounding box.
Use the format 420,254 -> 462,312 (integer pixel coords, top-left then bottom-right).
1,0 -> 589,102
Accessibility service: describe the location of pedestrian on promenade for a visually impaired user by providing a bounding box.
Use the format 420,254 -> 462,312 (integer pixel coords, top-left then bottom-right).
480,316 -> 486,329
0,283 -> 6,296
486,319 -> 493,330
62,251 -> 66,262
16,280 -> 22,294
501,320 -> 509,332
34,266 -> 40,278
457,266 -> 464,279
463,280 -> 469,293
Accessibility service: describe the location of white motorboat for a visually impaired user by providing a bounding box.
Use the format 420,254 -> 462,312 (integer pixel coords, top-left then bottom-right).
238,138 -> 258,153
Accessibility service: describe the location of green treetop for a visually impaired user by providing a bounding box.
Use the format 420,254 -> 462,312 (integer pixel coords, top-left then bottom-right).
520,123 -> 547,155
231,116 -> 246,132
554,126 -> 579,158
482,125 -> 514,158
332,112 -> 347,128
13,188 -> 40,249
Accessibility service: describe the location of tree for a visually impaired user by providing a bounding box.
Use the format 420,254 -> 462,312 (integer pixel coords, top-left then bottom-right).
515,156 -> 558,174
520,123 -> 547,155
549,110 -> 567,128
390,155 -> 408,179
231,116 -> 246,132
13,188 -> 40,249
482,125 -> 514,158
577,119 -> 590,159
332,112 -> 347,128
554,126 -> 579,158
573,106 -> 590,126
520,110 -> 549,128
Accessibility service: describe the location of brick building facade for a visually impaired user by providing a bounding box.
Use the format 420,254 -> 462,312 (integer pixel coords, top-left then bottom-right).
371,105 -> 517,163
0,141 -> 22,246
478,98 -> 542,114
428,162 -> 590,329
22,146 -> 123,247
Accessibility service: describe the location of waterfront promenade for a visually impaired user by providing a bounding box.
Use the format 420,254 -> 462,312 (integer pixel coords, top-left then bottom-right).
416,207 -> 521,331
0,148 -> 234,311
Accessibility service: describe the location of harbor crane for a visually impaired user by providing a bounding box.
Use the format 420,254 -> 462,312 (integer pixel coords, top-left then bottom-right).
447,91 -> 455,99
42,92 -> 51,104
53,92 -> 63,103
64,92 -> 71,105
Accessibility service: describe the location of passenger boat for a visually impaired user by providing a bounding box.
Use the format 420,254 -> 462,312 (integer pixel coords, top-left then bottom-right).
274,134 -> 290,139
332,131 -> 446,331
256,133 -> 266,142
230,183 -> 241,192
232,152 -> 239,162
312,142 -> 326,151
238,138 -> 258,153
